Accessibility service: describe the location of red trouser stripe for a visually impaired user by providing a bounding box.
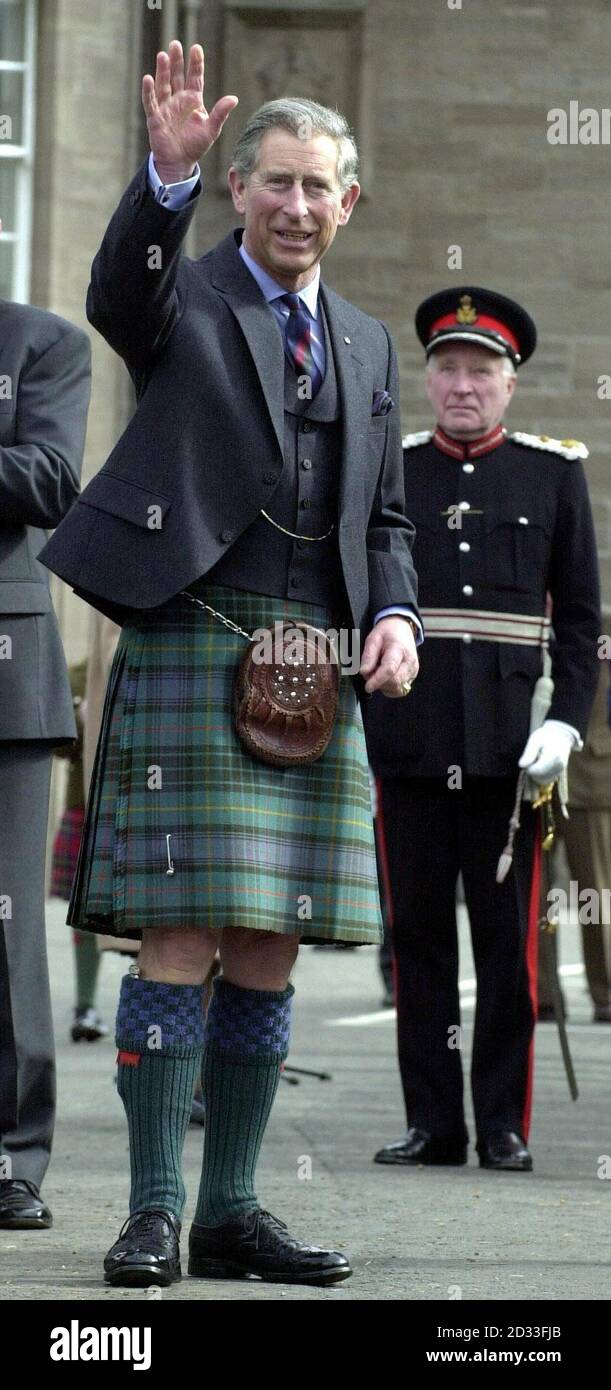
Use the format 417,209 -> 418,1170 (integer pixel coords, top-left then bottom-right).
374,778 -> 394,928
522,825 -> 542,1141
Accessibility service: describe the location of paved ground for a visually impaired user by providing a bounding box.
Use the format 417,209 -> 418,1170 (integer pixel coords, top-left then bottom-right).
1,898 -> 609,1302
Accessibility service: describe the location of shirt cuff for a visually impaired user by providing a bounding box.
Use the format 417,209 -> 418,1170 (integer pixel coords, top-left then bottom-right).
374,606 -> 423,645
147,152 -> 201,208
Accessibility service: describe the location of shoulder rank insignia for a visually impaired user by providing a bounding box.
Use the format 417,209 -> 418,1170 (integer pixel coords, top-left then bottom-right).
402,430 -> 433,449
510,431 -> 589,461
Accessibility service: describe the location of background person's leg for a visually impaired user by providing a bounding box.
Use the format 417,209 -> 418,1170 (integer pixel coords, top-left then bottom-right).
0,745 -> 54,1189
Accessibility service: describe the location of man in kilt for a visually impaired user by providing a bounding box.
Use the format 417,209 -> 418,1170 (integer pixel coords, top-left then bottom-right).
41,41 -> 420,1286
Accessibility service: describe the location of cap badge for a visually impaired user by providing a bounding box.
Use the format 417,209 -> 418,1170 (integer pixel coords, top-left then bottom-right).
456,294 -> 478,325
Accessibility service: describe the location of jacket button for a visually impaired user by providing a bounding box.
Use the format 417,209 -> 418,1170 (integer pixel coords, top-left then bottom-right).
300,499 -> 311,509
263,472 -> 278,485
462,584 -> 474,596
459,542 -> 470,553
220,529 -> 234,544
301,458 -> 313,470
462,633 -> 472,644
462,462 -> 474,473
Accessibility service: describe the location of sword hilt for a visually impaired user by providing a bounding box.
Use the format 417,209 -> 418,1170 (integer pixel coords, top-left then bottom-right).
531,781 -> 556,850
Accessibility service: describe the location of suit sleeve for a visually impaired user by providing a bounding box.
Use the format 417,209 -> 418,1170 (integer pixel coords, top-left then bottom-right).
366,326 -> 419,628
547,459 -> 601,735
0,326 -> 91,528
86,158 -> 201,375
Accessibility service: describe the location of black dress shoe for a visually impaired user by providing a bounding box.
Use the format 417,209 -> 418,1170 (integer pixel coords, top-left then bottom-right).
104,1209 -> 181,1287
0,1179 -> 52,1229
477,1131 -> 533,1171
188,1208 -> 351,1286
374,1127 -> 467,1166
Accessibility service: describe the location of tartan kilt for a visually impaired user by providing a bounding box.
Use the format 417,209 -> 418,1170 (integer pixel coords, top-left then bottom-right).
67,583 -> 383,945
51,805 -> 86,900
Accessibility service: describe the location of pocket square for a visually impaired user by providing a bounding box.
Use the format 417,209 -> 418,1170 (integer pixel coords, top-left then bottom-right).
372,389 -> 394,416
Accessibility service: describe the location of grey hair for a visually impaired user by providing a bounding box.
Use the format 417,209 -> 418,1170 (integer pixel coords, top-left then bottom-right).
231,98 -> 359,193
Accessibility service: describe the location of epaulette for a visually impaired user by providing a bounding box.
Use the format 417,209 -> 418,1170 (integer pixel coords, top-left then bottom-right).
402,430 -> 433,449
510,431 -> 588,461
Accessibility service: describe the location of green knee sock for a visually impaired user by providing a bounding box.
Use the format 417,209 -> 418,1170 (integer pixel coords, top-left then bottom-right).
73,929 -> 100,1010
115,975 -> 205,1220
194,978 -> 294,1227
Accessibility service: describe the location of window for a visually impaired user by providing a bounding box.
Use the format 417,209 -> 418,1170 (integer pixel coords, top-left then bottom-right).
0,0 -> 36,302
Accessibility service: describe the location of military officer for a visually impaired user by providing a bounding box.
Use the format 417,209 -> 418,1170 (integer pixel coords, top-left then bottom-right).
364,287 -> 601,1171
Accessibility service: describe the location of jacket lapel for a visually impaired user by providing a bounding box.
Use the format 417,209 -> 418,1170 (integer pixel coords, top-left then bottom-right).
210,233 -> 285,457
320,283 -> 371,518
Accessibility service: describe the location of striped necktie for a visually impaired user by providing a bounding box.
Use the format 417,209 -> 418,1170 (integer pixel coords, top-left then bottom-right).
280,292 -> 323,398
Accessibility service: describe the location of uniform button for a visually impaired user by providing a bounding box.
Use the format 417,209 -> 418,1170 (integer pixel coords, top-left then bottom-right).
459,541 -> 471,553
518,515 -> 529,525
290,577 -> 299,588
462,584 -> 474,596
459,501 -> 470,511
300,499 -> 311,509
220,529 -> 234,544
263,472 -> 278,485
300,421 -> 312,433
462,633 -> 472,644
301,458 -> 313,470
462,462 -> 475,473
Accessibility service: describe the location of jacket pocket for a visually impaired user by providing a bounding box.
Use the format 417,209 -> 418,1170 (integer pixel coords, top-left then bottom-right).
484,509 -> 552,592
79,472 -> 173,528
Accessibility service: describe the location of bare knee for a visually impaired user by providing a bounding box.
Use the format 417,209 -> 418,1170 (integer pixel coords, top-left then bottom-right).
220,927 -> 299,991
139,926 -> 220,984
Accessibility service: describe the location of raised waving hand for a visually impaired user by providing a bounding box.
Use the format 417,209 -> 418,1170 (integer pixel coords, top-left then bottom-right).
142,40 -> 238,183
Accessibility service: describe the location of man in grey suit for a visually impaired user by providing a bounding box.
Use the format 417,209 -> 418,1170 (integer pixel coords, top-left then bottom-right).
0,288 -> 91,1228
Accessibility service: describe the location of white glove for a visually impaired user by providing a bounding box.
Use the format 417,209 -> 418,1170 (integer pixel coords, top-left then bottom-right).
518,719 -> 582,785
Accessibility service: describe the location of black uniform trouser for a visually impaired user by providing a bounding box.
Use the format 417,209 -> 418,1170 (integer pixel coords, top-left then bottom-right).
0,744 -> 55,1186
377,776 -> 537,1143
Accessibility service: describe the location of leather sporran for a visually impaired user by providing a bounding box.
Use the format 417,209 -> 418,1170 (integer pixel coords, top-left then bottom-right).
234,620 -> 340,767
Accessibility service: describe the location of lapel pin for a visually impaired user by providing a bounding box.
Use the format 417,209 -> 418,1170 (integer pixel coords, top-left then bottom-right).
344,335 -> 351,344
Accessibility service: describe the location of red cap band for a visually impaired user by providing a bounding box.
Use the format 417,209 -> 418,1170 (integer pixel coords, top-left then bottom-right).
430,312 -> 520,357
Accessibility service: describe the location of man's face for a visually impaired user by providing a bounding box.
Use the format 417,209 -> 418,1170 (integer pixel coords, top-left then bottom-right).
425,342 -> 516,439
228,129 -> 360,290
